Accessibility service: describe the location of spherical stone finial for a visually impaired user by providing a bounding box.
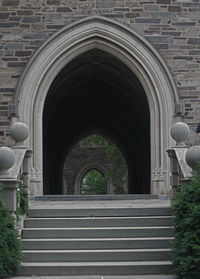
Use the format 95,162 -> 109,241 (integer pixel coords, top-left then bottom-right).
10,122 -> 29,147
0,147 -> 15,175
185,145 -> 200,170
170,122 -> 190,147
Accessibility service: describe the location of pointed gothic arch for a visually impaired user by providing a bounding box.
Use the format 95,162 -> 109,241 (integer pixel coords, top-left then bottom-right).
14,16 -> 179,196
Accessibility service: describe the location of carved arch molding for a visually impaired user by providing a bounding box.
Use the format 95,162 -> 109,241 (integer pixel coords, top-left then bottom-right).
14,16 -> 180,195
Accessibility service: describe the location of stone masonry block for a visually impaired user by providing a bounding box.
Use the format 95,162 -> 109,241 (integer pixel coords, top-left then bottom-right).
44,13 -> 62,20
162,31 -> 181,36
172,22 -> 196,26
188,38 -> 200,45
47,0 -> 61,4
156,0 -> 171,4
57,7 -> 72,12
0,13 -> 10,19
153,44 -> 169,49
189,50 -> 200,55
9,16 -> 21,21
152,12 -> 175,18
15,51 -> 32,57
2,0 -> 19,6
144,5 -> 159,12
168,6 -> 182,12
17,10 -> 33,16
145,36 -> 172,43
22,16 -> 41,23
23,33 -> 48,40
8,62 -> 26,67
5,43 -> 23,51
0,22 -> 19,27
96,0 -> 116,9
46,24 -> 65,29
135,18 -> 161,23
125,13 -> 139,18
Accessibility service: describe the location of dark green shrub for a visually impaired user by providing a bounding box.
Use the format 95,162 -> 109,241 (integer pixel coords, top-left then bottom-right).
172,166 -> 200,278
0,184 -> 21,278
16,176 -> 29,220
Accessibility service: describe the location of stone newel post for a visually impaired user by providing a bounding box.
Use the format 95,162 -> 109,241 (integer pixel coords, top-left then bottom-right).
0,122 -> 30,214
185,146 -> 200,170
0,147 -> 18,213
167,122 -> 190,202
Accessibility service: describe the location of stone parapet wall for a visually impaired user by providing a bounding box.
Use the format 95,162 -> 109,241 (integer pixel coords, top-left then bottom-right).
0,0 -> 200,144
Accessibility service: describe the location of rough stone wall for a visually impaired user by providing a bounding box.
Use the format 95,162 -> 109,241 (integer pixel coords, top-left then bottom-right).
0,0 -> 200,145
63,144 -> 128,194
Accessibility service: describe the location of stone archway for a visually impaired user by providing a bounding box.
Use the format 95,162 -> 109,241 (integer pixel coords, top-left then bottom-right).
74,164 -> 110,195
14,16 -> 179,196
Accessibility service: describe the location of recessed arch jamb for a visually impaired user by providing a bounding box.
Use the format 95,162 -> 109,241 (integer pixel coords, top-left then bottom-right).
14,16 -> 180,196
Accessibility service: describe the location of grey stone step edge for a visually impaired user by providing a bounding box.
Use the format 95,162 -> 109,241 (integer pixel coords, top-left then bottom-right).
18,261 -> 174,276
30,194 -> 161,201
28,207 -> 171,218
10,275 -> 177,279
21,237 -> 174,250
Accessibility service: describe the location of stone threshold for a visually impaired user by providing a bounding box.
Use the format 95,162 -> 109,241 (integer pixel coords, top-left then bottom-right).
30,194 -> 162,201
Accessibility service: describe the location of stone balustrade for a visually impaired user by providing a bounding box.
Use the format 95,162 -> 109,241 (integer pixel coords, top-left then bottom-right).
0,122 -> 32,216
167,121 -> 200,203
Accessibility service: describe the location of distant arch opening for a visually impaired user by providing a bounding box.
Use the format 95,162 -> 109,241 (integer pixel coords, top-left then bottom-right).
63,134 -> 128,195
81,169 -> 107,195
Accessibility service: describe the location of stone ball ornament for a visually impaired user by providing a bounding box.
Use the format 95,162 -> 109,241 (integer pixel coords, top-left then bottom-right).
170,122 -> 190,146
0,147 -> 15,175
185,146 -> 200,170
10,122 -> 29,146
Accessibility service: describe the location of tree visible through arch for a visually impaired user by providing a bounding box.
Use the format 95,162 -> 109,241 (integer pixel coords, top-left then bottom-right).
81,169 -> 107,195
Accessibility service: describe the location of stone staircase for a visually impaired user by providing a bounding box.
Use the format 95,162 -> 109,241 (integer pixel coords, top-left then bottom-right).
19,196 -> 174,276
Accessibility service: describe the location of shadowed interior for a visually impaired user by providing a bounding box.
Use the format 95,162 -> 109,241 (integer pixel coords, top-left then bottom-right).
43,49 -> 150,194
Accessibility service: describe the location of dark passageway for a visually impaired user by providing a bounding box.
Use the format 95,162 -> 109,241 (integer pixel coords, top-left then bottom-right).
43,50 -> 150,194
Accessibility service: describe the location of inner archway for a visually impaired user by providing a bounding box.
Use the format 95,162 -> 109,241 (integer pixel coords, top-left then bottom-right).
63,134 -> 128,195
43,49 -> 150,195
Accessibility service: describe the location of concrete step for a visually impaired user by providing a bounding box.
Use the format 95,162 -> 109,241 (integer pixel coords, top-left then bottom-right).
28,207 -> 171,218
21,199 -> 173,276
18,261 -> 173,276
11,276 -> 178,279
24,216 -> 172,228
22,248 -> 171,262
22,226 -> 173,239
31,195 -> 160,201
22,237 -> 173,250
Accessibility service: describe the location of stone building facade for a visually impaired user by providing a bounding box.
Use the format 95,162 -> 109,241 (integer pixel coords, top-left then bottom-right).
0,0 -> 200,196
